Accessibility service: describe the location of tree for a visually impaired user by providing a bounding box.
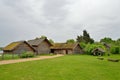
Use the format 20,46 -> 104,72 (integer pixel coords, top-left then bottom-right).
66,39 -> 75,44
83,30 -> 90,38
76,30 -> 94,44
83,30 -> 94,43
49,39 -> 54,44
100,37 -> 113,43
76,35 -> 84,43
35,35 -> 47,39
115,38 -> 120,46
0,47 -> 3,51
117,38 -> 120,42
40,35 -> 47,39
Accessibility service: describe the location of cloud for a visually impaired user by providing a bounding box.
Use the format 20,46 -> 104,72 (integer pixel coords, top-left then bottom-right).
64,0 -> 120,40
0,0 -> 120,46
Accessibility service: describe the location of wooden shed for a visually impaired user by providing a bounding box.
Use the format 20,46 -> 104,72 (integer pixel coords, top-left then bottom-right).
28,38 -> 52,54
92,48 -> 105,56
3,41 -> 35,54
51,43 -> 83,54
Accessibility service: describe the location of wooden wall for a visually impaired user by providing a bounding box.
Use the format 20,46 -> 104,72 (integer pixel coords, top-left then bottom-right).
53,50 -> 66,54
13,42 -> 34,54
67,50 -> 73,54
73,45 -> 83,54
37,40 -> 51,54
52,49 -> 73,54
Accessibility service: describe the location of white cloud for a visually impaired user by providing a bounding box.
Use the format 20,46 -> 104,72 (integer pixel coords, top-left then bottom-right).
0,0 -> 120,46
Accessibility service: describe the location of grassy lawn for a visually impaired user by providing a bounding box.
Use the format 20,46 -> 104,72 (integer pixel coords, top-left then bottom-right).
0,55 -> 120,80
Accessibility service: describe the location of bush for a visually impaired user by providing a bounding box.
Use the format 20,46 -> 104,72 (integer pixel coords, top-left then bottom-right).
80,42 -> 86,49
84,44 -> 94,55
84,43 -> 106,55
110,46 -> 120,54
20,51 -> 35,58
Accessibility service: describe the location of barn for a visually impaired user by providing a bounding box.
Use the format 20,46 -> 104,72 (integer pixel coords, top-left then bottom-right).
51,43 -> 83,54
3,41 -> 35,54
28,38 -> 52,54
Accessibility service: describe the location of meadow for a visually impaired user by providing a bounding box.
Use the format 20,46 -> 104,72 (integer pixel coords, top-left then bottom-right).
0,55 -> 120,80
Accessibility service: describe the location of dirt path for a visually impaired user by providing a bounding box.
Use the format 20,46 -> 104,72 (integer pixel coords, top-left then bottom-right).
0,54 -> 64,65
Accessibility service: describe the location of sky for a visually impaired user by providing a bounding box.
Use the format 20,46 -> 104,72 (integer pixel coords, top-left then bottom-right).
0,0 -> 120,46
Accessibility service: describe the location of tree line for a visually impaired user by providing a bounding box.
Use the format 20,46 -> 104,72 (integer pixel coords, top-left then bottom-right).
66,30 -> 120,55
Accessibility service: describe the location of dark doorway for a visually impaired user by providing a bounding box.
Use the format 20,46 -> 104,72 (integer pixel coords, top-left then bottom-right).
51,49 -> 54,53
66,50 -> 68,54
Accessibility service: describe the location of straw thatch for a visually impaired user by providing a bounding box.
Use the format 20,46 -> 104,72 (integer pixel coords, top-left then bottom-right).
51,43 -> 83,54
3,41 -> 35,54
28,38 -> 52,54
92,48 -> 105,56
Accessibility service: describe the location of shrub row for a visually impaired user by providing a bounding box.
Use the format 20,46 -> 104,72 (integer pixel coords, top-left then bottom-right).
20,51 -> 35,58
110,46 -> 120,54
84,43 -> 106,55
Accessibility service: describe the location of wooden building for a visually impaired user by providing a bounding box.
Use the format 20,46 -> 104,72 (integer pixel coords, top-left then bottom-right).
3,41 -> 35,54
28,38 -> 52,54
51,43 -> 83,54
92,48 -> 105,56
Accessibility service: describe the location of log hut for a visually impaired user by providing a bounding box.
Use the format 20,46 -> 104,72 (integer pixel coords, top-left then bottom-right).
3,41 -> 35,54
28,38 -> 52,54
51,43 -> 83,54
92,48 -> 105,56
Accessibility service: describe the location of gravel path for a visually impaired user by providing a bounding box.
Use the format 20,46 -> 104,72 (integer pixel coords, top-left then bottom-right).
0,54 -> 64,65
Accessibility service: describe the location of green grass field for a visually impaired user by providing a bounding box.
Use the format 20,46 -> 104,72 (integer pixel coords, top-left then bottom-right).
0,55 -> 120,80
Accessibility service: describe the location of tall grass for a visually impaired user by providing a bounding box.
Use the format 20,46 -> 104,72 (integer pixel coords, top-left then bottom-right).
0,54 -> 19,60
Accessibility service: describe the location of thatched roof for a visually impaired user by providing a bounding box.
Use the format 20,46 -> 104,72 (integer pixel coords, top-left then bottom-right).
3,41 -> 35,51
103,43 -> 111,48
51,43 -> 81,50
28,38 -> 52,46
92,48 -> 105,53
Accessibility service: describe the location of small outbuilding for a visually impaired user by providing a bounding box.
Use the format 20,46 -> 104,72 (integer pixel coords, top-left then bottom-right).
28,38 -> 52,54
92,48 -> 105,56
51,43 -> 83,54
3,41 -> 35,54
103,43 -> 111,50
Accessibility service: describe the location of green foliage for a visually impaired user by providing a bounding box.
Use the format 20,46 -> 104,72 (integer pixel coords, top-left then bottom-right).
36,35 -> 47,39
79,42 -> 86,48
76,30 -> 94,44
100,37 -> 113,43
20,51 -> 35,58
49,39 -> 54,44
77,35 -> 84,43
83,30 -> 90,38
115,38 -> 120,46
40,35 -> 47,39
83,30 -> 94,43
84,44 -> 95,55
66,39 -> 75,44
110,46 -> 120,54
0,54 -> 19,60
117,38 -> 120,41
84,43 -> 106,55
0,47 -> 3,51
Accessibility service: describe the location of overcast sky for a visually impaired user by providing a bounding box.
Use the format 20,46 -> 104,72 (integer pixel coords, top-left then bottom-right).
0,0 -> 120,46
